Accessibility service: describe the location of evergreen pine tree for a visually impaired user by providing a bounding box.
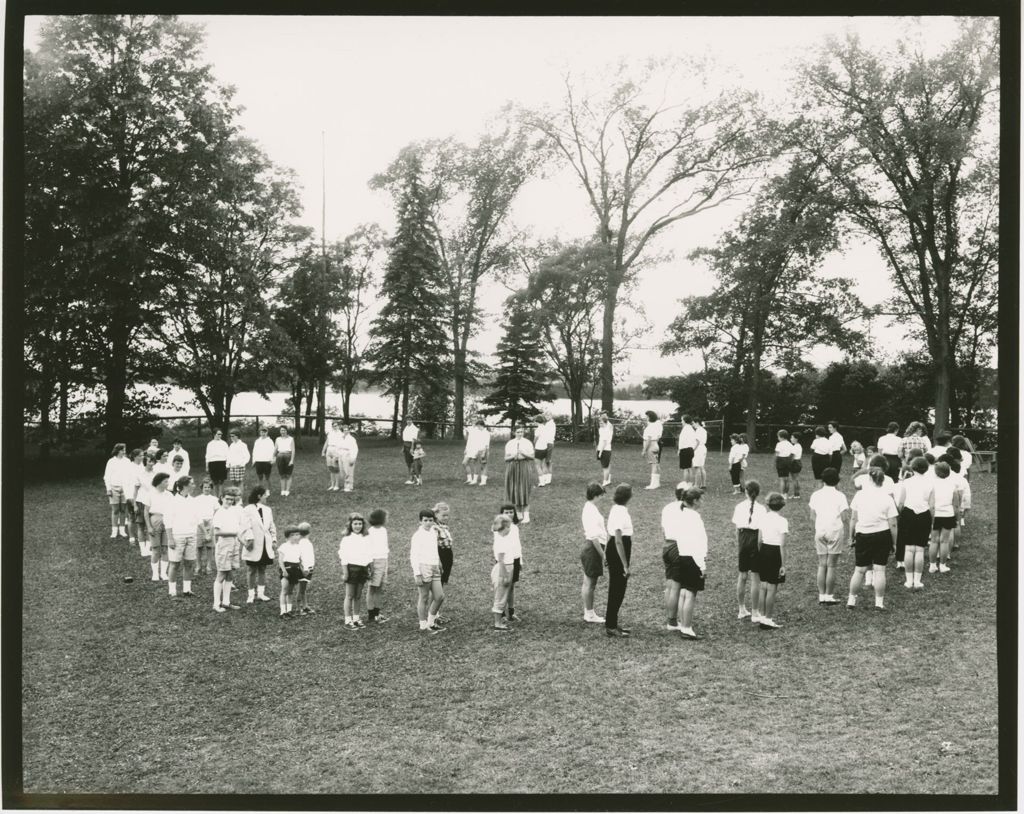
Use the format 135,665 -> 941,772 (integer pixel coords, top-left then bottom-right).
481,295 -> 555,430
367,155 -> 451,435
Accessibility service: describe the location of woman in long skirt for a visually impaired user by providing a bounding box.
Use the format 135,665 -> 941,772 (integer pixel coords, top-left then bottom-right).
504,426 -> 536,524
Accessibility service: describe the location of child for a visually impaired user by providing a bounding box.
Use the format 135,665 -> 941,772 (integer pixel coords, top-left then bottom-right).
134,453 -> 157,558
850,440 -> 866,470
580,482 -> 607,624
338,513 -> 373,629
738,434 -> 750,480
251,426 -> 275,490
411,439 -> 426,486
103,443 -> 135,539
939,452 -> 970,554
277,526 -> 304,618
756,493 -> 788,630
146,472 -> 174,582
170,439 -> 191,477
125,448 -> 145,546
847,467 -> 898,610
728,434 -> 745,494
773,430 -> 794,496
808,468 -> 849,605
674,487 -> 708,640
950,435 -> 974,481
166,475 -> 200,599
499,503 -> 525,624
491,514 -> 514,631
691,421 -> 708,490
274,425 -> 296,496
896,456 -> 933,590
604,484 -> 634,637
731,480 -> 766,622
366,509 -> 389,623
211,488 -> 247,612
410,509 -> 445,634
296,521 -> 316,614
809,426 -> 833,486
193,478 -> 221,576
788,431 -> 804,499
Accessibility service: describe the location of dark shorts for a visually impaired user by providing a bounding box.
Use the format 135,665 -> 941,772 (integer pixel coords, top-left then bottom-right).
884,454 -> 901,480
854,530 -> 892,567
276,454 -> 294,476
830,451 -> 843,473
677,556 -> 705,593
254,461 -> 272,477
598,450 -> 612,468
757,544 -> 785,584
811,453 -> 830,481
932,515 -> 957,531
511,556 -> 522,583
775,457 -> 791,477
737,528 -> 759,572
208,461 -> 228,484
662,542 -> 686,583
789,459 -> 803,475
345,563 -> 369,585
536,447 -> 550,462
580,542 -> 603,579
678,448 -> 694,469
282,562 -> 304,584
898,507 -> 932,548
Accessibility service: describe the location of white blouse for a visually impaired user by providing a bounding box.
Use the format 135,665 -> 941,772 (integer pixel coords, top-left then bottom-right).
581,502 -> 606,541
504,438 -> 535,460
606,504 -> 633,536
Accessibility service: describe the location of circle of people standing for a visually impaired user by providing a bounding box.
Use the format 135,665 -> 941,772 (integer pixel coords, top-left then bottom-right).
102,413 -> 977,637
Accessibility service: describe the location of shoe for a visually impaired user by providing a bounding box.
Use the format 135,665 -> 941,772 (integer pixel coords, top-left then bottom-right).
257,595 -> 272,602
896,562 -> 906,570
151,577 -> 161,583
645,484 -> 658,490
426,624 -> 445,634
904,580 -> 913,589
281,611 -> 295,619
939,564 -> 951,573
679,629 -> 702,639
584,612 -> 605,624
430,618 -> 447,629
751,613 -> 762,624
303,606 -> 316,615
182,591 -> 195,598
506,612 -> 521,623
422,625 -> 444,635
822,597 -> 840,605
344,487 -> 354,492
737,609 -> 751,620
300,607 -> 312,616
374,614 -> 388,624
913,582 -> 924,590
928,564 -> 938,573
492,624 -> 512,632
952,543 -> 960,550
344,621 -> 358,630
665,623 -> 682,632
404,479 -> 415,485
846,603 -> 856,610
223,603 -> 240,610
214,606 -> 226,613
435,614 -> 450,625
758,619 -> 781,629
874,605 -> 887,612
246,596 -> 255,605
110,530 -> 118,538
605,627 -> 627,637
355,619 -> 366,628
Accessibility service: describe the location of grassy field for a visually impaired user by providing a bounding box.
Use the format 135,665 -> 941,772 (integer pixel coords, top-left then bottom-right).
20,438 -> 1000,796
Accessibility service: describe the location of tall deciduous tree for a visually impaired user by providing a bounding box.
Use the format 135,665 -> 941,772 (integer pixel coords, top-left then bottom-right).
521,61 -> 772,415
24,15 -> 236,444
796,19 -> 999,435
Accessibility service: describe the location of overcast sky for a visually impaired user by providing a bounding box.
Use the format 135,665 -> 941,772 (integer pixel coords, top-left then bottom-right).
27,15 -> 971,384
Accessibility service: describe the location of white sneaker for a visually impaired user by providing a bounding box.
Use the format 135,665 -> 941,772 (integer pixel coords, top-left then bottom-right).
751,613 -> 762,624
665,622 -> 682,631
939,563 -> 951,573
110,529 -> 118,538
759,618 -> 781,629
645,483 -> 658,490
737,609 -> 751,620
904,580 -> 913,589
404,479 -> 415,485
928,563 -> 939,573
584,612 -> 605,624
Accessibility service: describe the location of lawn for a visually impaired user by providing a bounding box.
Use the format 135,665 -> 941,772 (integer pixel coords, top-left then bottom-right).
20,438 -> 1000,796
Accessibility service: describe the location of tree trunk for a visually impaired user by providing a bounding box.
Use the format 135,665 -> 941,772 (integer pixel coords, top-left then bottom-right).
342,378 -> 353,423
933,348 -> 953,438
103,329 -> 130,448
316,377 -> 327,441
58,377 -> 69,441
224,393 -> 233,429
391,391 -> 400,439
303,386 -> 315,434
745,359 -> 762,452
292,382 -> 303,439
453,347 -> 466,441
599,284 -> 618,415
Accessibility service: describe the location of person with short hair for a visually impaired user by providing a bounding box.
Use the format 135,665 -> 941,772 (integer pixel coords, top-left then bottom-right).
827,421 -> 847,475
125,448 -> 146,547
366,510 -> 389,623
661,480 -> 693,631
728,434 -> 745,494
276,526 -> 304,618
950,435 -> 974,481
410,439 -> 426,486
580,482 -> 607,624
490,514 -> 515,632
677,414 -> 698,481
846,467 -> 898,611
338,513 -> 373,630
322,421 -> 345,492
773,429 -> 794,496
849,440 -> 866,471
226,431 -> 250,491
498,504 -> 525,624
732,480 -> 766,621
596,413 -> 614,487
154,449 -> 174,481
504,426 -> 536,524
146,472 -> 174,582
169,439 -> 190,478
938,453 -> 970,557
642,411 -> 664,490
808,468 -> 849,605
928,431 -> 952,461
252,427 -> 275,490
274,426 -> 296,496
103,443 -> 135,539
532,412 -> 554,487
338,424 -> 359,492
604,483 -> 634,638
433,502 -> 454,625
145,438 -> 161,457
402,419 -> 420,484
211,488 -> 248,612
877,422 -> 903,480
673,487 -> 708,639
463,418 -> 491,485
205,429 -> 229,497
788,430 -> 804,499
691,418 -> 708,490
295,521 -> 316,615
809,426 -> 833,486
410,510 -> 445,634
167,476 -> 200,599
242,485 -> 277,605
193,478 -> 221,576
134,453 -> 158,559
896,456 -> 933,590
756,493 -> 788,629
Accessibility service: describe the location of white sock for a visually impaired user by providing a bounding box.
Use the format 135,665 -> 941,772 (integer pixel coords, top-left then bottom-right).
222,582 -> 232,605
160,561 -> 169,580
247,589 -> 256,601
419,620 -> 428,630
847,596 -> 856,606
480,475 -> 487,484
151,563 -> 159,580
427,613 -> 437,626
214,581 -> 222,605
875,597 -> 885,608
183,580 -> 191,593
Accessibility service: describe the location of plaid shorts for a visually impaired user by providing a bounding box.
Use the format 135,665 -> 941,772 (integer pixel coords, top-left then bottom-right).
228,465 -> 246,482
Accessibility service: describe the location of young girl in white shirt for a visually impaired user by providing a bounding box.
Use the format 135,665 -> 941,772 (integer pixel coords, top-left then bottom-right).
366,509 -> 389,624
491,514 -> 515,631
193,478 -> 222,577
732,480 -> 766,622
773,430 -> 794,496
849,440 -> 866,471
410,509 -> 445,634
641,411 -> 664,490
810,426 -> 833,486
728,434 -> 745,494
756,493 -> 788,630
691,419 -> 708,490
580,482 -> 607,624
604,484 -> 634,637
338,513 -> 373,629
274,426 -> 296,496
103,443 -> 135,539
673,487 -> 708,640
498,504 -> 525,624
896,456 -> 933,589
596,413 -> 614,487
847,468 -> 898,610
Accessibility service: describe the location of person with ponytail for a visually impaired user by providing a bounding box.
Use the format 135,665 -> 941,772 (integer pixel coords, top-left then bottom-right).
673,487 -> 708,639
731,479 -> 766,622
846,466 -> 899,611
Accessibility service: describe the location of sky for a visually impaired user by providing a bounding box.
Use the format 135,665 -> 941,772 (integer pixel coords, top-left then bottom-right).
25,15 -> 974,384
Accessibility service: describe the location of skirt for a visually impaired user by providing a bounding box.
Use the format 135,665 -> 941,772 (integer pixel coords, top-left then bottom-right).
598,450 -> 612,468
228,464 -> 246,482
677,556 -> 705,593
276,453 -> 294,476
504,459 -> 536,506
208,461 -> 228,484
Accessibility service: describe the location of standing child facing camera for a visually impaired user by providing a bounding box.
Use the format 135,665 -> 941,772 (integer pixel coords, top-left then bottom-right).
338,513 -> 373,629
410,510 -> 445,634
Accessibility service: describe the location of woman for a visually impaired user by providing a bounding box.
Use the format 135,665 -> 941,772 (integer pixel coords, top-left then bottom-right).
274,426 -> 296,496
242,485 -> 277,604
604,483 -> 634,638
580,482 -> 607,625
595,413 -> 614,487
322,421 -> 345,492
827,421 -> 847,476
899,421 -> 930,479
642,411 -> 664,490
251,427 -> 275,490
809,426 -> 832,486
205,429 -> 230,497
877,422 -> 903,480
846,467 -> 899,611
225,430 -> 250,491
504,426 -> 536,524
673,487 -> 708,640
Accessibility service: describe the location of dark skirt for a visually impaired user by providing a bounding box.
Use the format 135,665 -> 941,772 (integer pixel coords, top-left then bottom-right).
208,460 -> 228,484
276,453 -> 294,476
677,555 -> 705,593
504,459 -> 536,506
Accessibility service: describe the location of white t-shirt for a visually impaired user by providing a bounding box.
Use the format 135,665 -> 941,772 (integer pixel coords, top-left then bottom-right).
661,501 -> 684,539
677,423 -> 697,451
791,441 -> 803,460
338,533 -> 373,567
808,486 -> 849,536
136,467 -> 156,506
193,493 -> 221,523
402,424 -> 419,444
274,435 -> 294,456
226,440 -> 250,467
596,423 -> 614,453
606,504 -> 633,537
277,539 -> 301,565
737,443 -> 750,467
205,439 -> 229,463
643,421 -> 664,445
774,440 -> 794,458
367,526 -> 389,559
731,499 -> 767,530
148,489 -> 175,518
493,531 -> 513,563
759,512 -> 789,546
581,502 -> 606,541
829,432 -> 846,453
810,437 -> 832,456
324,429 -> 345,453
850,486 -> 898,532
252,437 -> 275,463
505,524 -> 522,560
534,420 -> 556,450
932,477 -> 958,517
211,504 -> 242,536
168,494 -> 202,536
465,426 -> 491,456
695,425 -> 708,447
958,450 -> 973,471
409,526 -> 440,567
928,445 -> 949,459
103,456 -> 137,491
853,473 -> 896,496
338,435 -> 359,460
297,538 -> 315,570
898,475 -> 934,514
877,433 -> 902,456
674,507 -> 708,569
728,443 -> 744,465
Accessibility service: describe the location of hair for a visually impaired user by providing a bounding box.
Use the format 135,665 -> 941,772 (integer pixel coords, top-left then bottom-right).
680,487 -> 703,508
143,453 -> 157,466
613,484 -> 633,505
492,514 -> 511,533
924,453 -> 936,465
158,450 -> 169,461
346,512 -> 369,536
172,455 -> 184,465
172,475 -> 193,495
279,425 -> 289,434
129,447 -> 144,460
867,466 -> 886,486
229,429 -> 239,438
110,443 -> 126,457
903,421 -> 923,436
413,439 -> 424,448
934,461 -> 951,479
498,502 -> 520,524
674,481 -> 692,500
934,431 -> 952,446
729,433 -> 740,444
946,457 -> 961,474
909,456 -> 929,474
368,508 -> 387,527
739,433 -> 749,444
828,420 -> 840,431
419,508 -> 436,521
432,501 -> 450,518
744,479 -> 761,525
682,414 -> 692,424
790,429 -> 802,443
224,486 -> 243,499
173,438 -> 182,445
814,425 -> 827,437
866,445 -> 877,455
645,410 -> 658,422
868,454 -> 888,469
200,476 -> 214,489
944,446 -> 962,462
950,434 -> 968,450
585,482 -> 606,501
849,440 -> 864,453
777,429 -> 790,441
247,485 -> 267,504
474,417 -> 485,426
259,426 -> 268,433
822,468 -> 840,486
887,422 -> 900,434
152,472 -> 170,488
766,492 -> 786,512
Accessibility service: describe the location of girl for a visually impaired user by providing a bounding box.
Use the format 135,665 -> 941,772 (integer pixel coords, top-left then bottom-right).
691,420 -> 708,490
596,413 -> 614,487
251,426 -> 275,490
728,434 -> 745,494
322,421 -> 344,491
896,456 -> 933,590
154,450 -> 173,481
226,430 -> 250,491
103,443 -> 135,538
847,467 -> 899,610
134,453 -> 157,558
410,439 -> 425,486
756,493 -> 788,630
809,426 -> 833,486
338,513 -> 373,629
205,429 -> 229,497
146,472 -> 173,582
242,485 -> 277,604
738,434 -> 751,480
504,426 -> 536,523
789,430 -> 804,499
828,422 -> 848,474
434,502 -> 454,625
410,509 -> 445,634
877,422 -> 903,480
951,435 -> 974,481
674,487 -> 708,640
276,526 -> 303,618
491,514 -> 514,632
338,424 -> 359,492
126,448 -> 146,547
169,439 -> 191,477
167,476 -> 199,600
211,488 -> 248,612
295,522 -> 316,615
808,468 -> 849,604
773,430 -> 794,496
676,414 -> 697,482
499,503 -> 525,623
604,484 -> 634,638
899,421 -> 930,478
580,482 -> 607,624
366,509 -> 390,623
274,425 -> 296,496
849,440 -> 866,471
641,411 -> 664,490
193,478 -> 221,576
731,480 -> 766,622
928,460 -> 960,574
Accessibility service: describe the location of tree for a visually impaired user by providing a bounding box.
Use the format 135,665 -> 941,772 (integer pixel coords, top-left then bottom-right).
521,60 -> 773,415
797,19 -> 1000,435
480,295 -> 555,431
662,158 -> 866,447
24,15 -> 237,445
366,153 -> 451,437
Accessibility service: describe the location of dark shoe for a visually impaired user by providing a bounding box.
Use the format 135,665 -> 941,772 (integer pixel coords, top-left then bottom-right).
435,614 -> 450,625
506,612 -> 522,622
874,605 -> 888,612
427,624 -> 445,633
679,630 -> 702,639
182,591 -> 195,598
223,603 -> 241,611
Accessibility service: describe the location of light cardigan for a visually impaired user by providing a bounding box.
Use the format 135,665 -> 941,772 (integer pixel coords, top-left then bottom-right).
226,440 -> 251,467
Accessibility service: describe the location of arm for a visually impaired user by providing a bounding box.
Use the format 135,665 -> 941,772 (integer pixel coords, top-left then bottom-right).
496,552 -> 511,586
778,533 -> 787,575
613,528 -> 628,577
840,508 -> 851,542
848,509 -> 858,546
